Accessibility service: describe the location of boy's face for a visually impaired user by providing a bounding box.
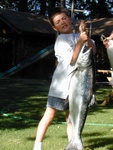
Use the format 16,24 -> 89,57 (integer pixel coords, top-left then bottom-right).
52,13 -> 73,34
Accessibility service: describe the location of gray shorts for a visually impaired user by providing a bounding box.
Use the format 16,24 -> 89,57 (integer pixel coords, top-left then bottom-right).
46,96 -> 69,111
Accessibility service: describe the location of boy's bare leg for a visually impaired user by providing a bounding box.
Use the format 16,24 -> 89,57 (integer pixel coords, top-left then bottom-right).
33,108 -> 73,150
65,110 -> 73,142
33,107 -> 57,150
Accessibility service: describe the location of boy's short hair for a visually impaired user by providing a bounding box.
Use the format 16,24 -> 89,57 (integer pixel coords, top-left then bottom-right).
48,7 -> 70,26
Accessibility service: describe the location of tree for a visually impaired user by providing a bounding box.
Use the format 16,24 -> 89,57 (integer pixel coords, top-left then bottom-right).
0,0 -> 28,11
60,0 -> 65,8
18,0 -> 28,12
89,0 -> 110,18
0,0 -> 113,17
40,1 -> 46,15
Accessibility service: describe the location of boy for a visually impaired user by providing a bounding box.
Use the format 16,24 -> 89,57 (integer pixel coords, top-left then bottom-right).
33,7 -> 95,150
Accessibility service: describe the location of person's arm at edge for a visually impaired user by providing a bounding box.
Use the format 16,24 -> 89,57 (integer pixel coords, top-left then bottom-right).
107,32 -> 113,40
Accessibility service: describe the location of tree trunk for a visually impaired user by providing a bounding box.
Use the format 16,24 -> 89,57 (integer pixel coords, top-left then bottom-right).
18,0 -> 28,12
60,0 -> 65,8
48,0 -> 56,11
40,1 -> 46,15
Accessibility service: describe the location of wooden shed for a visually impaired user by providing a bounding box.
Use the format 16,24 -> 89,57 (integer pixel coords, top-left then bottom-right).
0,8 -> 56,78
0,8 -> 113,79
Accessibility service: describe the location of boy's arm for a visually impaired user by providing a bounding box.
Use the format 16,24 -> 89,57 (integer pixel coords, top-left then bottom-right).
70,20 -> 96,65
79,20 -> 96,54
70,32 -> 87,64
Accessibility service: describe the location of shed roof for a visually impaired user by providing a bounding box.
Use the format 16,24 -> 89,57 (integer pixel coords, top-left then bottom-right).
0,8 -> 55,35
88,18 -> 113,36
0,9 -> 112,37
75,18 -> 113,37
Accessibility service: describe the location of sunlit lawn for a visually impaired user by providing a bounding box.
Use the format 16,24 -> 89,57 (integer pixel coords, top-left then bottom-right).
0,77 -> 113,150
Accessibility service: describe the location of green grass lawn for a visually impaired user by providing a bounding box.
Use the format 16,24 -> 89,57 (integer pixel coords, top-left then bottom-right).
0,77 -> 113,150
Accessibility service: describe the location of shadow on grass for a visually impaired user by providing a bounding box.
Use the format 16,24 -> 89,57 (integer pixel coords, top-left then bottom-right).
51,131 -> 113,150
0,77 -> 50,129
0,77 -> 113,130
85,135 -> 113,149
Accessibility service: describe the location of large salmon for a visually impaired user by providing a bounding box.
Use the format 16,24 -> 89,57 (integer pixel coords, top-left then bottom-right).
65,44 -> 94,150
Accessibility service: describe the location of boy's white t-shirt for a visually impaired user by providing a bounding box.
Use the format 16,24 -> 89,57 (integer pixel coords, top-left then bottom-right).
48,33 -> 79,99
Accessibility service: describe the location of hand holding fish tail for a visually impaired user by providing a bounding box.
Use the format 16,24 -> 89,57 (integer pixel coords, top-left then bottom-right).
79,20 -> 96,54
78,20 -> 88,43
79,20 -> 87,33
79,32 -> 88,43
70,32 -> 95,64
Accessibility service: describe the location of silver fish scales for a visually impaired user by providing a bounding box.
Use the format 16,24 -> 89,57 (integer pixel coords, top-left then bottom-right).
65,44 -> 94,150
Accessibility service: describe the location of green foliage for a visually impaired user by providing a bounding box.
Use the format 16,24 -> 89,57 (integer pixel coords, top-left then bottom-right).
0,0 -> 12,9
0,0 -> 113,18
